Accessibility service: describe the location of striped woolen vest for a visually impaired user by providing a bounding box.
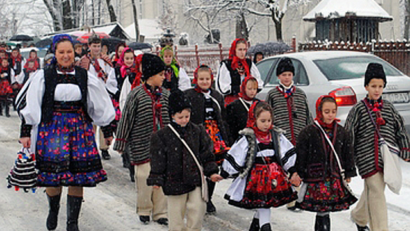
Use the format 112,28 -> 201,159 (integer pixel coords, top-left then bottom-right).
344,100 -> 410,178
115,86 -> 170,164
266,87 -> 312,145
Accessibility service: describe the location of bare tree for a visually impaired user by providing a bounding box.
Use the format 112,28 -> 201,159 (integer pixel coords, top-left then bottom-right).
105,0 -> 117,22
131,0 -> 140,42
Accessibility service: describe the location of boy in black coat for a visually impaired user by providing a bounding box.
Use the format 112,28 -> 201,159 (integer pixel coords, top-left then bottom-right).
147,90 -> 222,231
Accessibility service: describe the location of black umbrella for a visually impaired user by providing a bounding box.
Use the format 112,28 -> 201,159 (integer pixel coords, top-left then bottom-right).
102,37 -> 125,53
128,42 -> 152,51
35,38 -> 53,48
10,34 -> 34,42
247,42 -> 291,56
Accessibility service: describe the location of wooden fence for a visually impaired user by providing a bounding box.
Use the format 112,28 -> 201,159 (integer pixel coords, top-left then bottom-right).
299,40 -> 410,76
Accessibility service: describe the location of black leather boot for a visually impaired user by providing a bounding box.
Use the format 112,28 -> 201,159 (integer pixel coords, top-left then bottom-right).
67,195 -> 83,231
5,103 -> 10,117
315,215 -> 330,231
46,194 -> 61,231
101,150 -> 111,160
249,217 -> 260,231
356,224 -> 370,231
260,223 -> 272,231
206,178 -> 216,213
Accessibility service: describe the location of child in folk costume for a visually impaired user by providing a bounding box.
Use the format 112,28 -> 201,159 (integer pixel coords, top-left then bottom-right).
295,95 -> 357,231
79,33 -> 118,160
10,48 -> 25,82
114,54 -> 169,226
345,63 -> 410,231
147,89 -> 223,231
22,59 -> 38,85
226,76 -> 260,142
24,49 -> 40,70
216,38 -> 263,105
159,45 -> 191,92
112,42 -> 126,67
265,57 -> 313,210
184,64 -> 230,214
221,101 -> 301,231
0,60 -> 13,117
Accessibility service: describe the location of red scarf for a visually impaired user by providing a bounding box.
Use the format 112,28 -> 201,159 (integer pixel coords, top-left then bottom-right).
238,76 -> 257,101
143,83 -> 163,132
131,54 -> 144,89
315,95 -> 341,128
364,97 -> 385,126
229,38 -> 250,76
193,64 -> 214,93
12,53 -> 22,66
24,58 -> 40,72
246,101 -> 273,144
0,65 -> 8,72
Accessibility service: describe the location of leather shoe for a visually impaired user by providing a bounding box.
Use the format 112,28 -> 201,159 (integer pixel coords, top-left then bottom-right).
101,150 -> 111,160
206,200 -> 216,213
139,216 -> 150,224
156,218 -> 168,226
356,224 -> 370,231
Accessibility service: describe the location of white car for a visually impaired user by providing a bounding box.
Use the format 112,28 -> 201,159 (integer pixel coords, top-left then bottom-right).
256,51 -> 410,131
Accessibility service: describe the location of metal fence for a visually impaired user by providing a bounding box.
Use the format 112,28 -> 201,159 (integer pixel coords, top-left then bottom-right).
299,40 -> 410,76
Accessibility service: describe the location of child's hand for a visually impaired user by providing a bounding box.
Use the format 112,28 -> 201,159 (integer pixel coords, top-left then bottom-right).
290,172 -> 302,187
153,185 -> 160,189
210,174 -> 223,182
104,137 -> 113,146
345,178 -> 351,183
19,137 -> 31,148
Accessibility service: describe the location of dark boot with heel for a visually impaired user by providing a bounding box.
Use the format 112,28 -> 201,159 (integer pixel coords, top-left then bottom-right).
315,215 -> 330,231
46,194 -> 61,231
260,223 -> 272,231
67,195 -> 83,231
249,217 -> 260,231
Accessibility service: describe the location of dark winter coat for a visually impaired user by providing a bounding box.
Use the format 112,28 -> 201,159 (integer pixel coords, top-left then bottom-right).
147,122 -> 219,195
184,88 -> 231,145
226,98 -> 259,142
296,123 -> 356,182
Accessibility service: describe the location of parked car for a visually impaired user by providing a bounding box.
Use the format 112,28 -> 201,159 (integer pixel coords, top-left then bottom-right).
256,51 -> 410,131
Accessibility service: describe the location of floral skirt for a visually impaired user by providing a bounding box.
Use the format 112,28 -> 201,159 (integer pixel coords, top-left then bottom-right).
204,120 -> 229,164
35,110 -> 107,187
110,97 -> 121,132
296,177 -> 357,212
229,163 -> 297,209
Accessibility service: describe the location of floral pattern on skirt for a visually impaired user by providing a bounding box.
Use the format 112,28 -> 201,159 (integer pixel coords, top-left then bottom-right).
228,163 -> 297,209
204,119 -> 229,164
296,177 -> 357,212
35,110 -> 107,187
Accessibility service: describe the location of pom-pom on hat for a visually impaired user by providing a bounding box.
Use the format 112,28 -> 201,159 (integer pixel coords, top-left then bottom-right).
276,57 -> 295,76
169,89 -> 192,115
141,53 -> 165,81
365,63 -> 386,87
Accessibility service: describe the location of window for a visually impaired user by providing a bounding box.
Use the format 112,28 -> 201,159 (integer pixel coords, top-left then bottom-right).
256,59 -> 277,84
269,58 -> 309,85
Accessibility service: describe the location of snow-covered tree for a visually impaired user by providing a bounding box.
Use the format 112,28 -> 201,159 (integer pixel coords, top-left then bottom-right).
157,2 -> 178,36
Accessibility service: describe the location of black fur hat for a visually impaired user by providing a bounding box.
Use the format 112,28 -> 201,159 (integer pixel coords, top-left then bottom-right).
169,89 -> 192,115
141,53 -> 165,80
276,57 -> 295,76
365,63 -> 386,87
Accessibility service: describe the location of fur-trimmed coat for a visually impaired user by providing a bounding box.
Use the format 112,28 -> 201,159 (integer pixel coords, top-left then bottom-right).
147,122 -> 219,195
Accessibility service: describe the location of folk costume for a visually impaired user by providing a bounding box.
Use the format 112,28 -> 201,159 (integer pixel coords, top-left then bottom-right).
296,95 -> 357,231
345,63 -> 410,231
0,69 -> 13,116
226,76 -> 260,142
147,90 -> 219,231
216,38 -> 263,105
114,54 -> 169,224
159,45 -> 191,92
265,58 -> 313,146
119,53 -> 144,111
221,101 -> 298,230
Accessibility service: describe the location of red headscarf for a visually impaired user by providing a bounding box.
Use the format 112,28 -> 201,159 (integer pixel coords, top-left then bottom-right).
24,59 -> 39,72
11,51 -> 22,66
229,38 -> 250,77
131,54 -> 144,89
315,95 -> 340,128
238,76 -> 257,101
0,59 -> 8,72
193,64 -> 214,92
246,101 -> 273,143
114,43 -> 126,67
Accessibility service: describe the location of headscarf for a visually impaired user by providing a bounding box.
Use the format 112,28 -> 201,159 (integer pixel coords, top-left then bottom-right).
159,45 -> 179,78
229,38 -> 250,77
51,34 -> 74,66
246,101 -> 273,143
118,47 -> 134,72
238,76 -> 257,101
193,64 -> 213,92
24,50 -> 40,71
315,95 -> 340,128
114,42 -> 127,66
131,54 -> 144,89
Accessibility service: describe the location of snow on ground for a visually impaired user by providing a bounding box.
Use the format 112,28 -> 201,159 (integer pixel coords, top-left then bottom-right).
1,112 -> 410,230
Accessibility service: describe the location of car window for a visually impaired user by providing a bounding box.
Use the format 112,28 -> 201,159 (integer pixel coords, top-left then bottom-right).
269,58 -> 309,85
256,59 -> 277,83
314,56 -> 402,80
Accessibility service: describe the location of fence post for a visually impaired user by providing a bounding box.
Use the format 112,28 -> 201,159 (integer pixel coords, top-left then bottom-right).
292,36 -> 296,52
195,44 -> 200,67
174,45 -> 178,60
219,43 -> 223,62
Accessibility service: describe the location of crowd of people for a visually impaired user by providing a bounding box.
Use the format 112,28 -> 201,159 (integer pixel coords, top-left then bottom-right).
2,32 -> 409,231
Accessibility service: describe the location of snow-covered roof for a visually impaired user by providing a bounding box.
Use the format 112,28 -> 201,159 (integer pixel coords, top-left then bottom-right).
125,19 -> 163,40
303,0 -> 393,22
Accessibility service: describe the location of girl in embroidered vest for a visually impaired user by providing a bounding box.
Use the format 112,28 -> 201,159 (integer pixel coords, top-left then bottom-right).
184,64 -> 230,214
345,63 -> 410,231
159,45 -> 191,92
295,95 -> 357,231
17,34 -> 115,231
221,101 -> 301,231
114,53 -> 169,226
227,76 -> 260,142
0,58 -> 13,117
216,38 -> 263,106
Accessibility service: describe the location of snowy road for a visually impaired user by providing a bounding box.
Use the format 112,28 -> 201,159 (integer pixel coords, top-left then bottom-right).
1,112 -> 410,231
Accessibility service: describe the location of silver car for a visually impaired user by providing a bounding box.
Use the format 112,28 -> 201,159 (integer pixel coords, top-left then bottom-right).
256,51 -> 410,131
